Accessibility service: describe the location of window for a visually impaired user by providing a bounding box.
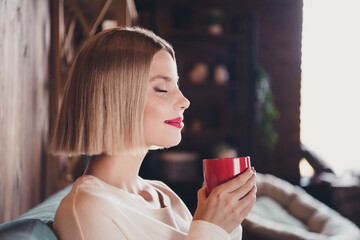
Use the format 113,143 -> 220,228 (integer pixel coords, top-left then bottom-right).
301,0 -> 360,175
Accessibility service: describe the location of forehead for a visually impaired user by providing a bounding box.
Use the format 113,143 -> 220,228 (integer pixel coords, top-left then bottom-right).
149,50 -> 178,80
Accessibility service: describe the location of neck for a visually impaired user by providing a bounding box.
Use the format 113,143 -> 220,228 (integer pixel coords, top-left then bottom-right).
83,151 -> 147,193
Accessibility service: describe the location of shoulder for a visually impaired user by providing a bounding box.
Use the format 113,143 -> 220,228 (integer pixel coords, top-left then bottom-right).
56,176 -> 118,220
68,176 -> 110,201
54,176 -> 128,240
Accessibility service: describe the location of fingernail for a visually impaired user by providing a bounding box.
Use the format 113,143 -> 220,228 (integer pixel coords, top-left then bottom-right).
251,167 -> 256,173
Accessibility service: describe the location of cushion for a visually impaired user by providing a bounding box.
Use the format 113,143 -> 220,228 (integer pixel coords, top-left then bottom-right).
243,173 -> 360,240
0,184 -> 72,240
0,219 -> 57,240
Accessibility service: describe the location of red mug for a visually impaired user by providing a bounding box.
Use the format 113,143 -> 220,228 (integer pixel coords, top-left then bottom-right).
203,156 -> 251,196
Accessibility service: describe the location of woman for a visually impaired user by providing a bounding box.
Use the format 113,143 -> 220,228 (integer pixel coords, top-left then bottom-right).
51,27 -> 256,240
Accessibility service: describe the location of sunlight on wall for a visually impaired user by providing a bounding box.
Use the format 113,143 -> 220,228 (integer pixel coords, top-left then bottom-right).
301,0 -> 360,175
299,158 -> 314,177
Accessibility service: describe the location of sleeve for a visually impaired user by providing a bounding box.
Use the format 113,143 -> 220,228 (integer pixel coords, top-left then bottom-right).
186,220 -> 242,240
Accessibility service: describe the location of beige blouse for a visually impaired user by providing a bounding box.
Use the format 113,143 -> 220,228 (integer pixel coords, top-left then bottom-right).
53,175 -> 242,240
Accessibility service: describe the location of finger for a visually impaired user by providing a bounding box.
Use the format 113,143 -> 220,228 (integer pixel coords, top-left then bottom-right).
231,173 -> 256,199
238,196 -> 256,221
228,188 -> 256,224
228,186 -> 257,226
218,167 -> 254,193
237,185 -> 257,213
197,186 -> 207,203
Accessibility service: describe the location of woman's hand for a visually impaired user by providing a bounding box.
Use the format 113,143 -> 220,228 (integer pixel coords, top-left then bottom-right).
193,167 -> 257,233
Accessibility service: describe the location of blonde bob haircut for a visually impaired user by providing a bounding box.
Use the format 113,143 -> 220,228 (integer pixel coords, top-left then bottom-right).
50,27 -> 175,156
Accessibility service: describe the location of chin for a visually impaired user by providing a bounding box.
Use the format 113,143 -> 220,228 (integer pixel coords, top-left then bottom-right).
148,137 -> 182,150
168,137 -> 182,147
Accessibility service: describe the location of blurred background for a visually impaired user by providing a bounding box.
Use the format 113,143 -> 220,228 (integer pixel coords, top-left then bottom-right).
0,0 -> 359,228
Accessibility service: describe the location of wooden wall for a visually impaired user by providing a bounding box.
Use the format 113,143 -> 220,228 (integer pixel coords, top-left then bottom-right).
0,0 -> 50,223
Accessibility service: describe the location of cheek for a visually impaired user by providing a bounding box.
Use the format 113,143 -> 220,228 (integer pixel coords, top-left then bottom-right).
143,98 -> 166,146
143,96 -> 182,148
143,97 -> 166,135
144,97 -> 164,122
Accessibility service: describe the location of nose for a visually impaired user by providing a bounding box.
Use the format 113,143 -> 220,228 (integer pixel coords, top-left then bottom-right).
175,90 -> 190,110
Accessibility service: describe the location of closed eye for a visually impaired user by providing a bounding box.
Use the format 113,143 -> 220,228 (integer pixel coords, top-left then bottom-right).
154,88 -> 168,93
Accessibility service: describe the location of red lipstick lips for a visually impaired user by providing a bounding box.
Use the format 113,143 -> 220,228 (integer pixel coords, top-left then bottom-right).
164,117 -> 184,129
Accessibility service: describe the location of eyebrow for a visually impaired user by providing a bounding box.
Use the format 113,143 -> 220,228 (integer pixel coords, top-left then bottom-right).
150,74 -> 179,83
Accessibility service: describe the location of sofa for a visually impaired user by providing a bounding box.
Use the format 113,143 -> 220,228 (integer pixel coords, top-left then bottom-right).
1,174 -> 359,240
243,173 -> 360,240
0,185 -> 72,240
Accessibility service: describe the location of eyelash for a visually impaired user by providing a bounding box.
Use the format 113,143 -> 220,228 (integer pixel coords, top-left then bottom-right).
154,88 -> 168,93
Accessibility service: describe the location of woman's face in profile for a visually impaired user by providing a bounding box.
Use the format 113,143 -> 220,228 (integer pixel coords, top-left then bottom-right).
143,50 -> 190,149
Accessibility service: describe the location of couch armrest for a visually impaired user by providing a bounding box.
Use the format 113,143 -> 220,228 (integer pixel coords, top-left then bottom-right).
0,219 -> 58,240
0,184 -> 72,240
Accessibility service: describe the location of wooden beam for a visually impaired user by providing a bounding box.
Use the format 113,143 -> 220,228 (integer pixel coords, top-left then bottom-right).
47,0 -> 62,197
89,0 -> 114,36
66,0 -> 91,35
